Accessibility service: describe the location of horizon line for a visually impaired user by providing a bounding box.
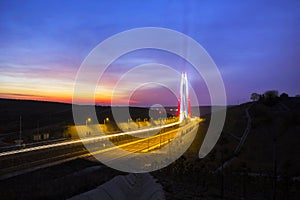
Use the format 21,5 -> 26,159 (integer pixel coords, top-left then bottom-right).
0,97 -> 233,107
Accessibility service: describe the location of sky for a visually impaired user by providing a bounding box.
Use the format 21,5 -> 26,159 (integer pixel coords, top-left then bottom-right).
0,0 -> 299,106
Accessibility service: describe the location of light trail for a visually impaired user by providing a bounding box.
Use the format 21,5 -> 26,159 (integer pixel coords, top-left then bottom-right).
0,120 -> 184,157
0,118 -> 199,179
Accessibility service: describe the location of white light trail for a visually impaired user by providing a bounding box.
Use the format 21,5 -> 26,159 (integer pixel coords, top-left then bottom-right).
0,121 -> 182,157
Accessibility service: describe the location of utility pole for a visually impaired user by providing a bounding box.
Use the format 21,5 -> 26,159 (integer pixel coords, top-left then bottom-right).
221,149 -> 224,199
273,133 -> 277,200
19,115 -> 22,146
37,120 -> 39,135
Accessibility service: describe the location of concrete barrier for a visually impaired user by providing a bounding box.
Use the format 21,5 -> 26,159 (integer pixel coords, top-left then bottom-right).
69,173 -> 165,200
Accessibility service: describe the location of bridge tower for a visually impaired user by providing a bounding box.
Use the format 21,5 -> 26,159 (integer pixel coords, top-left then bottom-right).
178,72 -> 192,122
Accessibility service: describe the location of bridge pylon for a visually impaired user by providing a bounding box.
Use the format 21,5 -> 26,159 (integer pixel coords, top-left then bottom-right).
177,72 -> 192,122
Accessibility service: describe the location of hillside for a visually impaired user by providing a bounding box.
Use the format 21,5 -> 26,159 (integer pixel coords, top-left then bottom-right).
0,99 -> 155,144
152,97 -> 300,199
0,99 -> 73,132
204,98 -> 300,176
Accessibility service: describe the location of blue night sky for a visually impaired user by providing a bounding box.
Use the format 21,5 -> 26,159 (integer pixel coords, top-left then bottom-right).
0,0 -> 299,105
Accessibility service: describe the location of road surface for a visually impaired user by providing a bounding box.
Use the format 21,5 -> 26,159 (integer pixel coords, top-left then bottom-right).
0,118 -> 200,179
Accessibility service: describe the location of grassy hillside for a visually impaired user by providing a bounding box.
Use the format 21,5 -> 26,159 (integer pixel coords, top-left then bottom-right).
0,99 -> 153,144
153,98 -> 300,199
0,98 -> 73,133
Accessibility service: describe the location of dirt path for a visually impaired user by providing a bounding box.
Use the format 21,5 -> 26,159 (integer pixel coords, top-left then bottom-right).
215,103 -> 254,172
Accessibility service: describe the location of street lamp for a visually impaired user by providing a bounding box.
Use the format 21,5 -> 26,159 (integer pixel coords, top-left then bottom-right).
86,118 -> 91,126
136,118 -> 141,128
104,117 -> 109,124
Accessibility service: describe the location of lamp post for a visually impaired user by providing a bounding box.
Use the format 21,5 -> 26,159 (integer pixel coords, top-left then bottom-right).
104,117 -> 109,124
136,118 -> 140,128
18,115 -> 23,147
86,118 -> 91,126
19,115 -> 22,142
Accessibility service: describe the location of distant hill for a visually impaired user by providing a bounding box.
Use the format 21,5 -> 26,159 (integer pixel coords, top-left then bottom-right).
0,98 -> 73,133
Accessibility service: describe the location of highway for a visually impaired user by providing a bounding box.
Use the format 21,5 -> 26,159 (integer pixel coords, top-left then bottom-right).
0,118 -> 200,179
0,120 -> 182,157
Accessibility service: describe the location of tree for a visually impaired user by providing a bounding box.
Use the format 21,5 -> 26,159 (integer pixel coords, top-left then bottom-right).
250,93 -> 260,101
280,92 -> 289,100
263,90 -> 279,106
264,90 -> 278,99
